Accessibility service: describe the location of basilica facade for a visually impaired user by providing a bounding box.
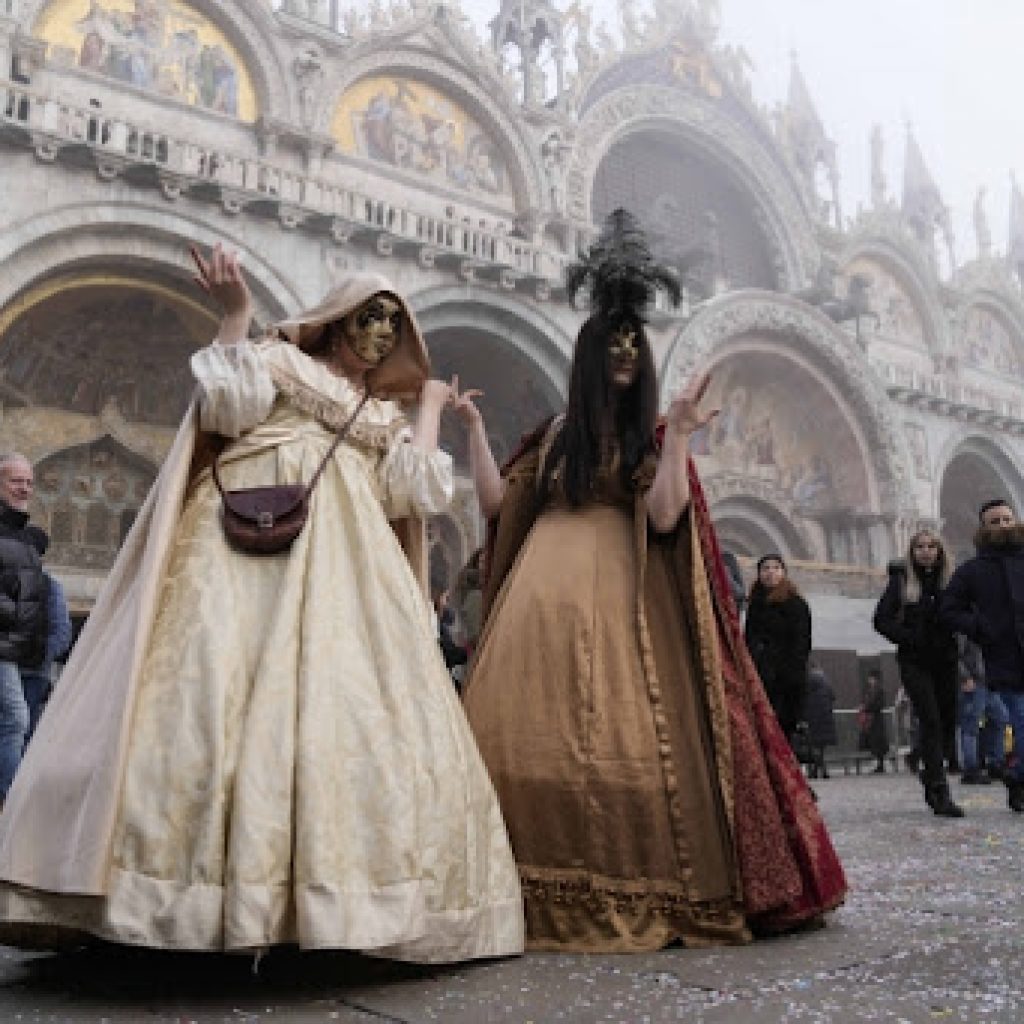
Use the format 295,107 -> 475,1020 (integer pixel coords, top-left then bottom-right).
2,0 -> 1023,650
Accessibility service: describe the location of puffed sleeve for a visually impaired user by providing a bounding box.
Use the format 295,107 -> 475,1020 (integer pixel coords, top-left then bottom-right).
190,340 -> 277,438
379,426 -> 454,519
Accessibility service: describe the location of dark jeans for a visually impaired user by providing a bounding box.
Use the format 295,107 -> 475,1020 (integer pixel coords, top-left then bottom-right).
20,670 -> 51,748
899,656 -> 957,785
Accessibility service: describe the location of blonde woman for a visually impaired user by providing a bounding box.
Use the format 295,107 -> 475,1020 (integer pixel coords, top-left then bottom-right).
873,529 -> 962,817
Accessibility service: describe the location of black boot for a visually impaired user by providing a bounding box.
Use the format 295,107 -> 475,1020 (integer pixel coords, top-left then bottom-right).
924,781 -> 964,818
1007,780 -> 1024,813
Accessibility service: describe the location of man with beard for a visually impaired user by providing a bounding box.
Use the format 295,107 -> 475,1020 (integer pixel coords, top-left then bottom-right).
940,499 -> 1024,813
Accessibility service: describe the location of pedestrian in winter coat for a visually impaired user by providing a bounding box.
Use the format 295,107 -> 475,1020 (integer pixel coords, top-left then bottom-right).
873,528 -> 963,817
803,663 -> 837,779
940,498 -> 1024,813
857,670 -> 888,773
745,553 -> 812,743
956,634 -> 1007,785
0,452 -> 48,804
20,571 -> 72,748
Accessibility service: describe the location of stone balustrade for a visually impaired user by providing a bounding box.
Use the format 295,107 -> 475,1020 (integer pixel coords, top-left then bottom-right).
0,78 -> 571,288
872,358 -> 1024,430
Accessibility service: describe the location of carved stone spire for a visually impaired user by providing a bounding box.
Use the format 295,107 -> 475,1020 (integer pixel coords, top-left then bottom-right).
901,125 -> 953,270
973,186 -> 992,259
1010,171 -> 1024,284
782,54 -> 841,228
489,0 -> 566,106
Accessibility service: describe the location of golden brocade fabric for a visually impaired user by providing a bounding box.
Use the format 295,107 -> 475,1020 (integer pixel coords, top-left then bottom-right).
0,342 -> 523,961
465,450 -> 749,952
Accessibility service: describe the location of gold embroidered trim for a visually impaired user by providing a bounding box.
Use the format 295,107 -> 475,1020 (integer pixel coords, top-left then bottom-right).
519,867 -> 742,923
631,491 -> 696,891
268,366 -> 406,450
689,513 -> 737,835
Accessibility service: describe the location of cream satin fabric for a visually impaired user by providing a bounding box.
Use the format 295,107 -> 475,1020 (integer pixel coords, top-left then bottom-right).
0,342 -> 523,960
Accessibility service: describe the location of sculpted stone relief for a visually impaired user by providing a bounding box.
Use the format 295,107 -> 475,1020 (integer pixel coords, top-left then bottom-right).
960,305 -> 1023,379
34,0 -> 257,120
841,256 -> 926,348
903,423 -> 931,482
30,435 -> 156,571
0,276 -> 215,428
332,75 -> 513,202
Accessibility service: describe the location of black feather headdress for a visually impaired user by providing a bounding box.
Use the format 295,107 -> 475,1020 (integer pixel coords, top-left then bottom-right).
564,208 -> 681,324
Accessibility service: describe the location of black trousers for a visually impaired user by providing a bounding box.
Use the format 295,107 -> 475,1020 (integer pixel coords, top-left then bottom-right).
898,656 -> 957,785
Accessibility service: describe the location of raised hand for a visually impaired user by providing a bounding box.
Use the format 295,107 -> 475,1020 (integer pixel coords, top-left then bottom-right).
448,374 -> 485,429
419,377 -> 455,410
189,242 -> 252,319
665,370 -> 718,438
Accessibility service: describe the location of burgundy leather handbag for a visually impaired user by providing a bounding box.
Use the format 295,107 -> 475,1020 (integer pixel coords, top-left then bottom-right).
212,392 -> 369,555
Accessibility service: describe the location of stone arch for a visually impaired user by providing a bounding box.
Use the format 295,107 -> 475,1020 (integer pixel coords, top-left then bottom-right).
708,494 -> 812,563
410,287 -> 570,586
664,292 -> 914,529
0,201 -> 300,323
326,47 -> 546,216
837,238 -> 949,362
23,0 -> 290,124
411,287 -> 570,471
936,433 -> 1024,562
565,86 -> 818,291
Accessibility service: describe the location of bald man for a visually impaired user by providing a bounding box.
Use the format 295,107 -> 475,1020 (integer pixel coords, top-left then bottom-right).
0,453 -> 48,804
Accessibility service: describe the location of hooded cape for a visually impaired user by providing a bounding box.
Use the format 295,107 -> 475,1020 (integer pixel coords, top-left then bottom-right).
0,274 -> 434,897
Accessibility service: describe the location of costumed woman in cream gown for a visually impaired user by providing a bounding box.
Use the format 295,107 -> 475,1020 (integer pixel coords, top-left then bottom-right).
0,245 -> 523,961
460,211 -> 847,952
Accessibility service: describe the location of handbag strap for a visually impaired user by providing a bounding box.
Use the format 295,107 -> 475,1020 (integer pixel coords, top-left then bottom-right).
211,390 -> 372,499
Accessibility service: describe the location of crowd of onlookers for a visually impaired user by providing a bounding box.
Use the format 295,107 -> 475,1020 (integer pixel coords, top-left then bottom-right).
429,496 -> 1022,820
3,444 -> 1021,819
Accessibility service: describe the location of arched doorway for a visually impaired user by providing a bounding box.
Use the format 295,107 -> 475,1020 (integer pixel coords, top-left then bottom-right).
0,270 -> 217,427
1,269 -> 219,581
939,441 -> 1023,563
423,326 -> 562,592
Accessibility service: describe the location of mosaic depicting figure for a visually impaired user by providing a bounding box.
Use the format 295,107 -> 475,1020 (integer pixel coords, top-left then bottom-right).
40,0 -> 247,118
692,362 -> 866,513
335,76 -> 511,197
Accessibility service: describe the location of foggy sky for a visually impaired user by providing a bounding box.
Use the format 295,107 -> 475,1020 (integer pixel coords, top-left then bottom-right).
457,0 -> 1024,263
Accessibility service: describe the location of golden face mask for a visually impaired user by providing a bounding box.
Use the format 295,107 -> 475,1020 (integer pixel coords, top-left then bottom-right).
339,294 -> 403,366
608,323 -> 640,362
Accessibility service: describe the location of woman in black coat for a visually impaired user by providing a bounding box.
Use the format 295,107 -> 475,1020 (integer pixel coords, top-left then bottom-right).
745,554 -> 812,745
873,528 -> 963,817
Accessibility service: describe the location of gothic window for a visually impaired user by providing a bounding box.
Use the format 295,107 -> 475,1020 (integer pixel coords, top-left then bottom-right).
592,131 -> 777,292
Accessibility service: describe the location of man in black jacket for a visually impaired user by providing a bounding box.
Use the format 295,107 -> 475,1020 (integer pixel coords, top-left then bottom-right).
0,453 -> 47,805
940,498 -> 1024,812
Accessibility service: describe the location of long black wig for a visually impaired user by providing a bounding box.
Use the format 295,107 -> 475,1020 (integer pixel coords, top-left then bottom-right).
543,208 -> 678,505
542,314 -> 660,506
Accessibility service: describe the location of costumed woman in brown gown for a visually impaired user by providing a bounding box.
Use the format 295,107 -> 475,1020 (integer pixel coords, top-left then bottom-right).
458,211 -> 847,952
